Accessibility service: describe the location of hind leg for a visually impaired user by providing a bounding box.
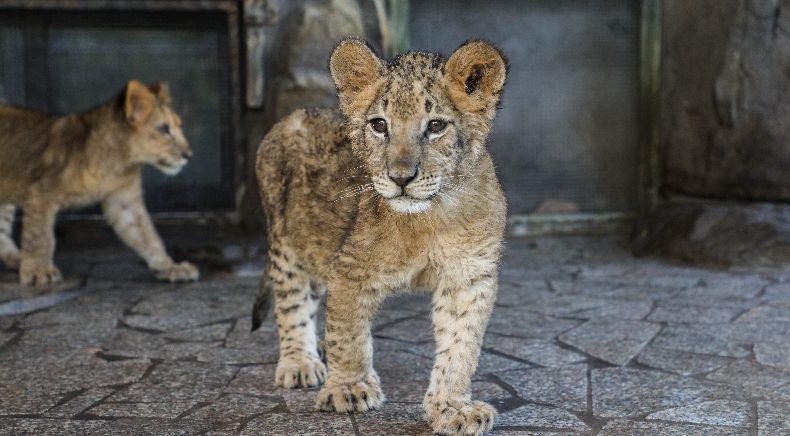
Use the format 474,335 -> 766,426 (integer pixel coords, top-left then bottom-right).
268,243 -> 327,388
0,205 -> 20,270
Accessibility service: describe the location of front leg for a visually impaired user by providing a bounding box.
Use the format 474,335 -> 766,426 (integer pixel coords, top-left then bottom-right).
316,278 -> 385,413
19,200 -> 61,286
424,272 -> 498,436
0,204 -> 20,269
103,182 -> 198,282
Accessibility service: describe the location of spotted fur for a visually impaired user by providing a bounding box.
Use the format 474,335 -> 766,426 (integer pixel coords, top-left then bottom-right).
253,38 -> 508,435
0,80 -> 199,285
0,204 -> 18,269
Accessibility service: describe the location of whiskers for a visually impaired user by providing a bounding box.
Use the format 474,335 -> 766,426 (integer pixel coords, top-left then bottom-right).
338,165 -> 370,182
435,191 -> 459,207
436,176 -> 476,207
331,182 -> 376,203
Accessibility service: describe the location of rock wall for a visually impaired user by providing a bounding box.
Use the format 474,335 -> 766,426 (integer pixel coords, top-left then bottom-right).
641,0 -> 790,266
663,0 -> 790,201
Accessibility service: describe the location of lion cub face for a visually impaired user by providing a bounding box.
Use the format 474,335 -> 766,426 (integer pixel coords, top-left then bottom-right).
123,80 -> 192,176
330,39 -> 507,214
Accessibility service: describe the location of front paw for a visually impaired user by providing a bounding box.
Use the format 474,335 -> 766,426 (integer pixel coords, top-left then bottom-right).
20,262 -> 62,286
155,261 -> 199,282
424,400 -> 496,436
315,376 -> 385,412
0,250 -> 20,270
276,354 -> 327,388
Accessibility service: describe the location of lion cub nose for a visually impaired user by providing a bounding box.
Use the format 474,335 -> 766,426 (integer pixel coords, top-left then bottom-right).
389,169 -> 417,188
181,148 -> 193,159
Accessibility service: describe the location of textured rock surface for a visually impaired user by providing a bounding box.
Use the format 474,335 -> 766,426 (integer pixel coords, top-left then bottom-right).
636,197 -> 790,267
663,0 -> 790,200
0,236 -> 787,434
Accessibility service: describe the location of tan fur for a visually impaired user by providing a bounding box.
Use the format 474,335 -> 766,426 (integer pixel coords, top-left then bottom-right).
0,80 -> 199,285
254,39 -> 508,435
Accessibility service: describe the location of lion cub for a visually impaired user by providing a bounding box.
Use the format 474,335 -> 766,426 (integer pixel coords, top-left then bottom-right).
0,80 -> 199,285
252,38 -> 507,435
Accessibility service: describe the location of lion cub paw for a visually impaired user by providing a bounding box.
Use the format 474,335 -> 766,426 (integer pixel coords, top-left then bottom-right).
315,377 -> 385,412
276,354 -> 327,388
0,250 -> 20,270
20,262 -> 63,286
156,261 -> 199,282
425,400 -> 496,436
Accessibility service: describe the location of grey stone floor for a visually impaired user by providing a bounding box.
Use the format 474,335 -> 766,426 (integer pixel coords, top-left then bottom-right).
0,235 -> 788,435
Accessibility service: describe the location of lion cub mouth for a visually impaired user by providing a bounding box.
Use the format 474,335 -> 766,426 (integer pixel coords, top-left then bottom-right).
155,158 -> 188,176
387,195 -> 433,214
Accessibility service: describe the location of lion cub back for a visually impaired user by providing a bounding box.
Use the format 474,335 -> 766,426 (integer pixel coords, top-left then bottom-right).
256,108 -> 361,276
0,107 -> 58,201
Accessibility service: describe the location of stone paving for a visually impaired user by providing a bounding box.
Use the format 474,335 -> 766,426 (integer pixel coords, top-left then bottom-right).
0,235 -> 788,435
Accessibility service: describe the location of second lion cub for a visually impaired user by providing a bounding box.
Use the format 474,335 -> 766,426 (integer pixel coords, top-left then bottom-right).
253,39 -> 508,435
0,80 -> 199,285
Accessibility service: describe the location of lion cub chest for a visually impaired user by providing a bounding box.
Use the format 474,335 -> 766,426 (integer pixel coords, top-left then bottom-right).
338,208 -> 477,291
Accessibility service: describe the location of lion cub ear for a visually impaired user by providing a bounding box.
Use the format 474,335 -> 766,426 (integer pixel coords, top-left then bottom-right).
124,80 -> 156,126
150,81 -> 172,105
444,40 -> 508,117
329,38 -> 384,116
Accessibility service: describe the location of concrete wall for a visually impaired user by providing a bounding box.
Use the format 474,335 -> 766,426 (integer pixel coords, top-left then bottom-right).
412,0 -> 642,215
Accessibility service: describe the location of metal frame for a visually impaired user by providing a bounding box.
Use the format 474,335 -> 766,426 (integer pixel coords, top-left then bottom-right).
639,0 -> 663,217
506,0 -> 663,236
0,0 -> 244,224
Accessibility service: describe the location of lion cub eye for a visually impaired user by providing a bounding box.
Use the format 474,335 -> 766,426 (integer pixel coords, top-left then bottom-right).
370,118 -> 388,134
427,119 -> 448,135
157,123 -> 171,136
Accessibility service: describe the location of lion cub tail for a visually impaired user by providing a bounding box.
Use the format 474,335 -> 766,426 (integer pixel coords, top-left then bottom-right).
250,275 -> 273,332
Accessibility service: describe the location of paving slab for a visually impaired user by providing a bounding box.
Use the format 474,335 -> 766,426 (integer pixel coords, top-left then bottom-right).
484,335 -> 586,367
760,282 -> 790,304
44,387 -> 117,418
559,319 -> 660,365
754,342 -> 790,368
695,320 -> 790,344
592,367 -> 743,418
649,324 -> 751,358
224,364 -> 279,397
86,401 -> 198,419
645,400 -> 754,427
757,401 -> 790,436
737,305 -> 790,322
550,279 -> 680,300
109,361 -> 238,403
495,365 -> 588,413
598,419 -> 751,436
162,322 -> 233,342
487,307 -> 582,339
636,346 -> 732,376
122,282 -> 255,332
495,403 -> 589,430
353,402 -> 434,435
0,236 -> 786,434
0,418 -> 107,436
706,360 -> 790,399
647,301 -> 749,324
185,393 -> 281,422
241,412 -> 355,435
